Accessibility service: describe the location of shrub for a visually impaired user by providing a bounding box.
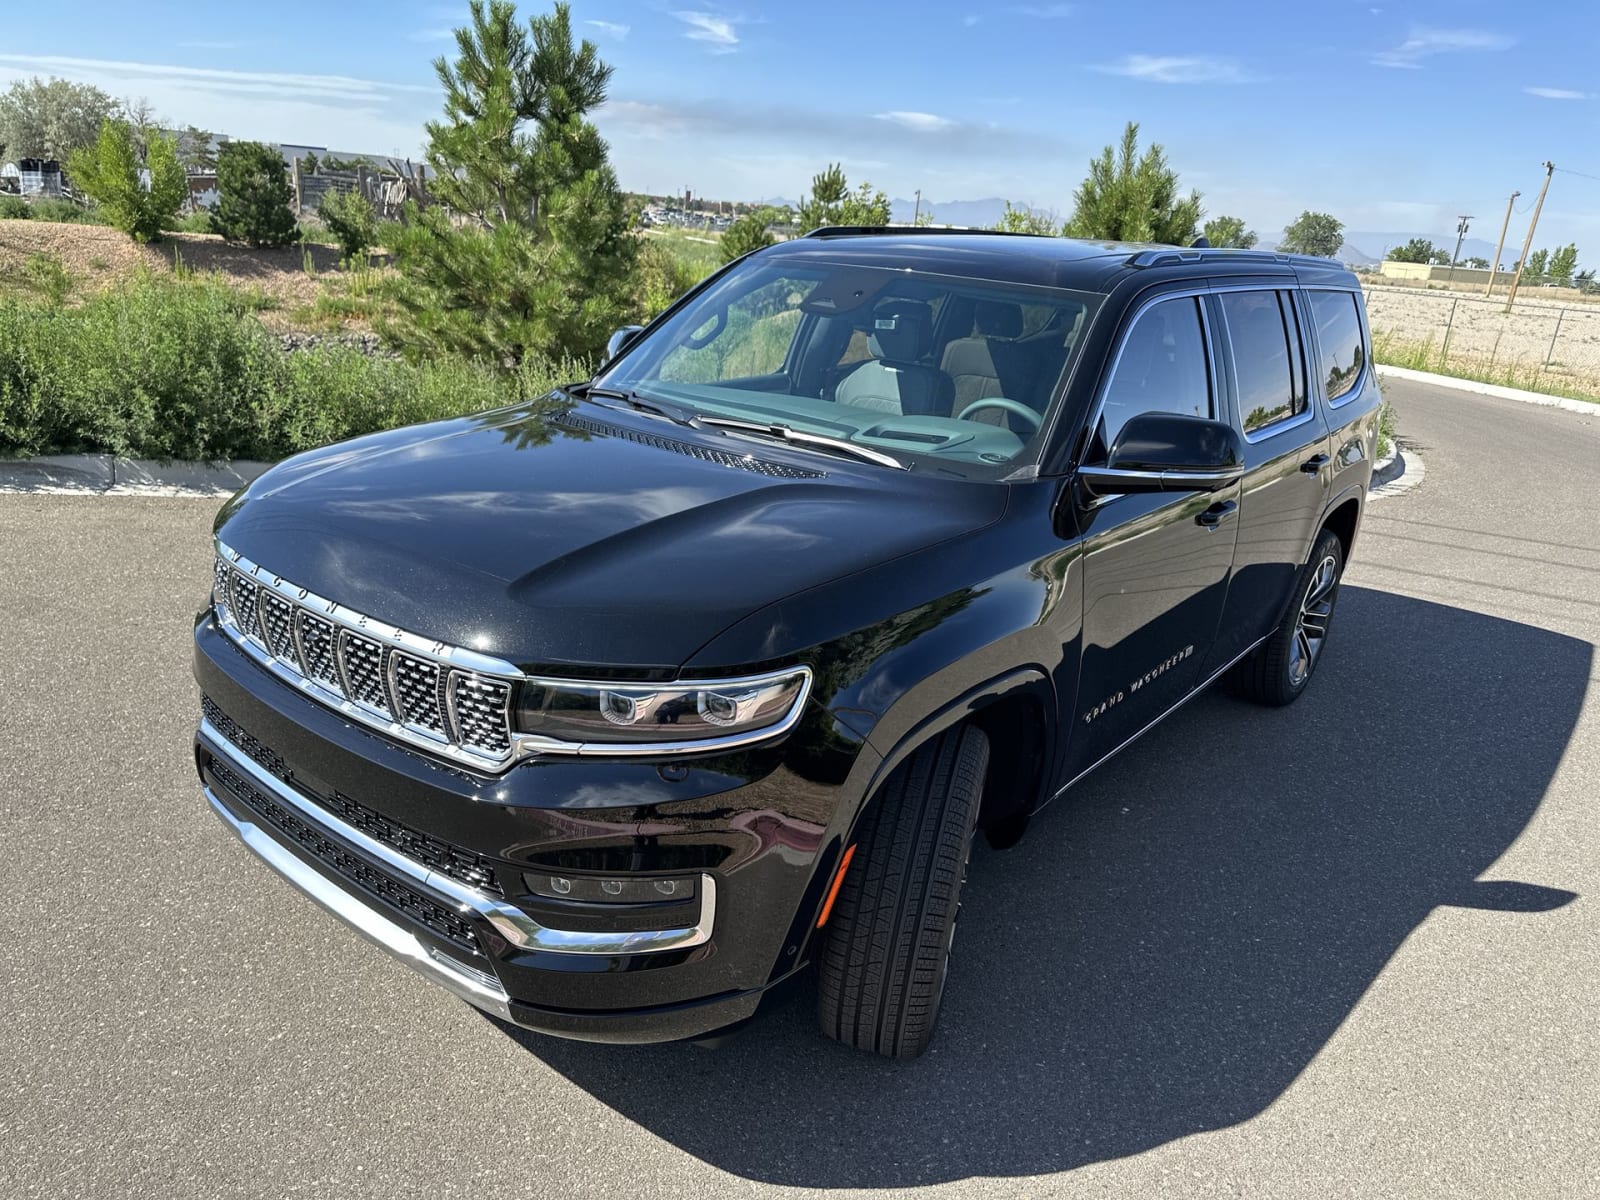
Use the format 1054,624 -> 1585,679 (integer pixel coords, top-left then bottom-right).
212,140 -> 298,247
318,188 -> 379,259
167,210 -> 215,234
66,119 -> 186,242
634,238 -> 707,319
22,253 -> 71,305
0,269 -> 587,461
719,214 -> 775,263
24,197 -> 110,225
0,194 -> 28,219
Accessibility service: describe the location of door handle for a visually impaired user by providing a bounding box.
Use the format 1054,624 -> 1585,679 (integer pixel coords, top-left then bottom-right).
1196,500 -> 1238,530
1301,453 -> 1331,474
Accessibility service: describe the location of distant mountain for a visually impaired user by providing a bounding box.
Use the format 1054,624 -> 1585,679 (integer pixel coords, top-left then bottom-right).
888,197 -> 1036,228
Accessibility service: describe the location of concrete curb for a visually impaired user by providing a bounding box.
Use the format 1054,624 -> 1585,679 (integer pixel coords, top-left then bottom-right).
0,455 -> 273,496
1376,364 -> 1600,418
1368,443 -> 1425,502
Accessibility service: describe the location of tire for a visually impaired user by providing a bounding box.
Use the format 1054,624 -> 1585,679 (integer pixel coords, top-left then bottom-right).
1226,529 -> 1345,706
816,725 -> 989,1059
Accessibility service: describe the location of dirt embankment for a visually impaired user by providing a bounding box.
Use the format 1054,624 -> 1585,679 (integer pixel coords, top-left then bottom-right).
0,219 -> 364,315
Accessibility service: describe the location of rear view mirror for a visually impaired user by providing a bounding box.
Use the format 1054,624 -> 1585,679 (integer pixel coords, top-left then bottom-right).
605,325 -> 645,362
1078,412 -> 1244,497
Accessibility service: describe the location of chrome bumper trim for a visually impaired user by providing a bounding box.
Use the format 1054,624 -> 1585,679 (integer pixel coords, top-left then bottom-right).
198,719 -> 716,956
204,785 -> 515,1021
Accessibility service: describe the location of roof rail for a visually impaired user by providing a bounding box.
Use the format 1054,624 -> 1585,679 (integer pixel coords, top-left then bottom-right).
801,225 -> 1045,239
1128,247 -> 1341,269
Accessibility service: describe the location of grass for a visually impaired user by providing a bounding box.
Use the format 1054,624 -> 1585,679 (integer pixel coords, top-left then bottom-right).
1373,333 -> 1600,407
1377,399 -> 1397,460
0,268 -> 586,461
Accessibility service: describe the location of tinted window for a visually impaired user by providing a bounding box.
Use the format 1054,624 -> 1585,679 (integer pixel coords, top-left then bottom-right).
1099,296 -> 1211,447
1221,290 -> 1306,435
1308,290 -> 1366,402
659,275 -> 814,383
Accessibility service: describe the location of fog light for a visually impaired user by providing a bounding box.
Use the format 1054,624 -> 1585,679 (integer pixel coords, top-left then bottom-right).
525,873 -> 698,904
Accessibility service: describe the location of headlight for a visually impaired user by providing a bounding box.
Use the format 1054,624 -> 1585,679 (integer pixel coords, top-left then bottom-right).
513,667 -> 812,752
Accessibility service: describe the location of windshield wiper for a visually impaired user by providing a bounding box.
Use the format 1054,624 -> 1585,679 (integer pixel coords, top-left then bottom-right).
698,417 -> 908,470
574,384 -> 705,429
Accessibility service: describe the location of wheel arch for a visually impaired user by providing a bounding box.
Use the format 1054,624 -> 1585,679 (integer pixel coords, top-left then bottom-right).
1319,486 -> 1364,563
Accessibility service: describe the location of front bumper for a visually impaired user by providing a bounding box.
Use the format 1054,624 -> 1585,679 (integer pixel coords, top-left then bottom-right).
193,614 -> 861,1043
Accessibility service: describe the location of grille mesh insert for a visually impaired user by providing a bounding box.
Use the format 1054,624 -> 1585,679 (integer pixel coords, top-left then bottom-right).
338,632 -> 391,714
207,753 -> 480,952
201,695 -> 502,895
213,551 -> 516,768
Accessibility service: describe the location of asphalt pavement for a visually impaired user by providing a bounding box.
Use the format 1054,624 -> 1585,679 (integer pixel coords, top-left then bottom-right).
2,377 -> 1596,1198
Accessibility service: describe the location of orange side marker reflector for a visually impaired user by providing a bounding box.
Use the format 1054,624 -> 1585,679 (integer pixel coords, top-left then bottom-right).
816,844 -> 857,929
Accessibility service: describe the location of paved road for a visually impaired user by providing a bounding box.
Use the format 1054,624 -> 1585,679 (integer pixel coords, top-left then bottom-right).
3,378 -> 1597,1199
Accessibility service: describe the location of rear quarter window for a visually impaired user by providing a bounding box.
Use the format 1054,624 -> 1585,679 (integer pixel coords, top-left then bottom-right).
1307,290 -> 1367,404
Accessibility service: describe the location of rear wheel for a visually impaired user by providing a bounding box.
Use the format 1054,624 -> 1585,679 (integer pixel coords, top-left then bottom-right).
1226,528 -> 1344,706
816,726 -> 988,1059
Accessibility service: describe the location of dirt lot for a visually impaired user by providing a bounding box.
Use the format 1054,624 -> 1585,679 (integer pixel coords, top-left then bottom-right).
1362,283 -> 1600,391
0,218 -> 379,325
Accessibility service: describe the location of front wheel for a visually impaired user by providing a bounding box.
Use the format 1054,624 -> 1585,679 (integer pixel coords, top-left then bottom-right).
815,726 -> 988,1059
1226,529 -> 1345,706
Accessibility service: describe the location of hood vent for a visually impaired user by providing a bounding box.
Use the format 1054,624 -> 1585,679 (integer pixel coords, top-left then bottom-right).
556,412 -> 827,479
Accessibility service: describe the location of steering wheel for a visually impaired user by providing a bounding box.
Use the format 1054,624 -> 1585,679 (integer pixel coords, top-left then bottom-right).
957,398 -> 1042,432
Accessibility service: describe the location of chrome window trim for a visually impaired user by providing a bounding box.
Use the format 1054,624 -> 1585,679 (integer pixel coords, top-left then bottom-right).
1303,287 -> 1370,409
201,720 -> 718,956
213,538 -> 814,771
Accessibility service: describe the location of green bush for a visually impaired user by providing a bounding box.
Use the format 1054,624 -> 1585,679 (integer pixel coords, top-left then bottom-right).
318,188 -> 379,259
167,210 -> 215,234
0,195 -> 28,219
11,197 -> 107,225
0,270 -> 589,461
719,214 -> 775,263
212,140 -> 298,248
67,119 -> 187,242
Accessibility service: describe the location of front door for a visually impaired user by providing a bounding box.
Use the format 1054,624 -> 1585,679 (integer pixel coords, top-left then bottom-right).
1066,293 -> 1239,780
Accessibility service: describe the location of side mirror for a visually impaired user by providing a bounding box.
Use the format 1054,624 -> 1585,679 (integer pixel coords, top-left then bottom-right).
1078,412 -> 1244,498
605,325 -> 645,362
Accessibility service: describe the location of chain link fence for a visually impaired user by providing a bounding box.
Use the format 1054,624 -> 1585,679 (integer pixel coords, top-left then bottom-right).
1362,284 -> 1600,393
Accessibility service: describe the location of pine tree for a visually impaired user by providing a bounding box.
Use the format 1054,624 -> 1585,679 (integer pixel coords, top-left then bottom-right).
211,141 -> 298,247
387,0 -> 635,366
1063,122 -> 1202,245
796,163 -> 890,231
719,213 -> 776,262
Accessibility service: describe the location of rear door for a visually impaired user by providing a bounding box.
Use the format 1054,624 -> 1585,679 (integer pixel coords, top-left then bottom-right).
1203,286 -> 1332,674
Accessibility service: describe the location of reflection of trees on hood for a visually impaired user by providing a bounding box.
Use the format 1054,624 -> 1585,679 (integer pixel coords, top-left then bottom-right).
480,392 -> 588,452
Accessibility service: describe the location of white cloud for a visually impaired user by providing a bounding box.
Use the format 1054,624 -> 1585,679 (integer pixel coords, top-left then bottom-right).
962,14 -> 982,26
0,54 -> 434,157
585,20 -> 630,40
1095,55 -> 1247,84
1525,86 -> 1590,100
673,11 -> 739,53
1371,27 -> 1512,69
873,111 -> 955,132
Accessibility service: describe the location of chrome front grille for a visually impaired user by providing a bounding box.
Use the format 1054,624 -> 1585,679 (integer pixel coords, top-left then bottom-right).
213,540 -> 520,770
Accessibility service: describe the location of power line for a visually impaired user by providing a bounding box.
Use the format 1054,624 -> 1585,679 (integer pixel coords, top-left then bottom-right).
1552,165 -> 1600,184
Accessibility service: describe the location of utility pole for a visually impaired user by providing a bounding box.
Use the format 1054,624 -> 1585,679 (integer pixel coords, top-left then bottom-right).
1505,162 -> 1555,312
912,188 -> 922,226
1485,190 -> 1519,296
1448,214 -> 1471,282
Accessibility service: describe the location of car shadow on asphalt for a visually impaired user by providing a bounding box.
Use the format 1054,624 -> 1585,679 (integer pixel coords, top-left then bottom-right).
489,585 -> 1586,1188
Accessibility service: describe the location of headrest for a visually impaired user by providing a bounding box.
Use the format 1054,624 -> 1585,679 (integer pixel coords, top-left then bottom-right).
867,300 -> 933,364
974,300 -> 1023,339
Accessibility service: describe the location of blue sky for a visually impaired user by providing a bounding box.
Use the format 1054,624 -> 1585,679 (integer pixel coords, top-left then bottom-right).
5,1 -> 1600,247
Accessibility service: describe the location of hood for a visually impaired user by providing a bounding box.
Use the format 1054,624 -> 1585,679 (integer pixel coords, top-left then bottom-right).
215,401 -> 1008,670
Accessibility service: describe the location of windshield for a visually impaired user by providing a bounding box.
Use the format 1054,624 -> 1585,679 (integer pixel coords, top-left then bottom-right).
593,257 -> 1104,478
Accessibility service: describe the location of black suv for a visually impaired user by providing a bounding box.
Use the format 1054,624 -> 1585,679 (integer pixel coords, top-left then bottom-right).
195,229 -> 1379,1058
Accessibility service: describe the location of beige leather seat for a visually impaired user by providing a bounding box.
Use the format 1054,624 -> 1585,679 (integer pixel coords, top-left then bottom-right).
940,301 -> 1026,424
835,300 -> 953,417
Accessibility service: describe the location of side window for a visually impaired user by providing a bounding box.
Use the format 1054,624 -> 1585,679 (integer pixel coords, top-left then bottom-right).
1221,290 -> 1306,436
1098,296 -> 1211,449
658,277 -> 814,384
1307,290 -> 1366,403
